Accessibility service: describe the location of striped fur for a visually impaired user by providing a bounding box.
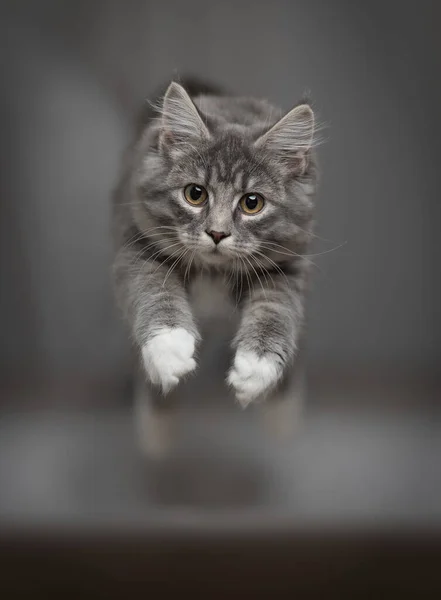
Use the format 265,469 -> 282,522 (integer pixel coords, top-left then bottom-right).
112,80 -> 318,406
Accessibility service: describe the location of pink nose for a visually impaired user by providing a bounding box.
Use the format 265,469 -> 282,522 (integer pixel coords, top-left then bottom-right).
206,230 -> 230,245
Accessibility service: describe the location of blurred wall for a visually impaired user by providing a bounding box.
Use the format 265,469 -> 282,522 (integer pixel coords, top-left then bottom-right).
1,0 -> 440,380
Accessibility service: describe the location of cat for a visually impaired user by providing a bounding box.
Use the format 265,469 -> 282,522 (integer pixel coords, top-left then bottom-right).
112,78 -> 318,454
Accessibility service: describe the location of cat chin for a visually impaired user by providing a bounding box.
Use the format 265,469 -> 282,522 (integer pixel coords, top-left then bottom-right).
197,249 -> 232,267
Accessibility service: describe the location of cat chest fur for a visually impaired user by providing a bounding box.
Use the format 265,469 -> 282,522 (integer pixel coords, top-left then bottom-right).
188,272 -> 239,331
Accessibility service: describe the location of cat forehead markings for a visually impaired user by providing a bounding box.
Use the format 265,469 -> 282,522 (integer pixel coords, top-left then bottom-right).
207,161 -> 249,191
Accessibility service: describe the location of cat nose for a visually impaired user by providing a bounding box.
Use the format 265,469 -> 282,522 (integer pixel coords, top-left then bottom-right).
206,230 -> 230,245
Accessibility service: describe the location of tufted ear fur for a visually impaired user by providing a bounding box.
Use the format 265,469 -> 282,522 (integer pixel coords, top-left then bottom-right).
159,82 -> 209,151
256,103 -> 315,174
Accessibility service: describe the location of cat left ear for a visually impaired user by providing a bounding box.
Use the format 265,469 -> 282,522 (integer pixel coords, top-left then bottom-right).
159,82 -> 209,150
256,103 -> 315,173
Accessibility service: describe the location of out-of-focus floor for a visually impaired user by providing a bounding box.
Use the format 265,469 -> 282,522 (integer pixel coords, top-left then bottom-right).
0,374 -> 440,528
0,375 -> 440,596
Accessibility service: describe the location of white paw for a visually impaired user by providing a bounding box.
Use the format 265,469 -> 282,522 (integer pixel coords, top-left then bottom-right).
142,328 -> 197,394
227,350 -> 282,408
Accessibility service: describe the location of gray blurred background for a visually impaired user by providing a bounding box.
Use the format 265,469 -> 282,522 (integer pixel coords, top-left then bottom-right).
0,4 -> 441,593
1,0 -> 440,392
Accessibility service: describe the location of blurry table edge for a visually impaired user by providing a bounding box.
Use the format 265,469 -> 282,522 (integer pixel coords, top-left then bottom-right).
0,524 -> 440,596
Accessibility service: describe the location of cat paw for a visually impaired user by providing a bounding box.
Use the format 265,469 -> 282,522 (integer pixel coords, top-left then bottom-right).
142,328 -> 197,394
227,350 -> 283,408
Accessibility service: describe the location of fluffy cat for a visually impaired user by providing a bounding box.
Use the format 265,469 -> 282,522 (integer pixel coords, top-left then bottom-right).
112,78 -> 318,450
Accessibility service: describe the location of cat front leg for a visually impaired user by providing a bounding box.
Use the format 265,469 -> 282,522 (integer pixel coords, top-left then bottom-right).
228,272 -> 304,407
114,245 -> 200,394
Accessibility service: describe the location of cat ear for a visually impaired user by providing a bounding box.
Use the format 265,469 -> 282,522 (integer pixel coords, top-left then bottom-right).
256,103 -> 315,172
159,82 -> 209,150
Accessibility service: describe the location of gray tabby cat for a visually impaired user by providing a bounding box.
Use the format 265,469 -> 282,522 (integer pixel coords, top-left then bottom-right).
112,79 -> 318,430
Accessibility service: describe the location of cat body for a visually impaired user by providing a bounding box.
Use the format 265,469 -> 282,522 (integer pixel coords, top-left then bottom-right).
112,79 -> 318,448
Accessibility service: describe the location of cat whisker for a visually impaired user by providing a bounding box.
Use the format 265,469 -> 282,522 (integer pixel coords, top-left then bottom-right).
253,250 -> 290,287
128,238 -> 182,269
250,255 -> 270,287
119,222 -> 179,239
238,259 -> 244,306
258,241 -> 302,257
304,241 -> 348,258
252,254 -> 278,290
151,244 -> 186,277
225,260 -> 236,289
120,226 -> 180,253
162,247 -> 190,288
294,223 -> 339,244
258,243 -> 320,273
232,259 -> 240,308
238,255 -> 254,299
149,242 -> 185,272
228,258 -> 240,308
243,255 -> 267,300
119,231 -> 149,253
130,239 -> 180,265
136,233 -> 181,248
260,239 -> 347,259
184,249 -> 196,285
128,245 -> 151,268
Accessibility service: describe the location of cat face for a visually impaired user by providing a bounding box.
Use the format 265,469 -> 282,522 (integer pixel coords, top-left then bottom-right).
135,83 -> 318,269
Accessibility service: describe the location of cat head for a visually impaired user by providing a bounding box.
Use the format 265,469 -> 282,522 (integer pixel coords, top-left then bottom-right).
133,82 -> 319,269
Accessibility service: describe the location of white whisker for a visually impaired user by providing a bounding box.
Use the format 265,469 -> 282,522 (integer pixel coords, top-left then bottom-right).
243,255 -> 267,299
162,247 -> 190,288
253,250 -> 290,287
239,256 -> 254,299
184,249 -> 196,285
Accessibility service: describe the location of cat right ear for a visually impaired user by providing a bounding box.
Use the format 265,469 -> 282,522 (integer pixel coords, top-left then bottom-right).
159,82 -> 209,151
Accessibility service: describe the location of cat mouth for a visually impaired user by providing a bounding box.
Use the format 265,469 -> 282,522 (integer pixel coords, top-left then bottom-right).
200,247 -> 230,264
204,243 -> 223,255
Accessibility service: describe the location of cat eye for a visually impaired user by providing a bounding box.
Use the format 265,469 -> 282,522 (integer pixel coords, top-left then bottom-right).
239,193 -> 265,215
184,184 -> 208,206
